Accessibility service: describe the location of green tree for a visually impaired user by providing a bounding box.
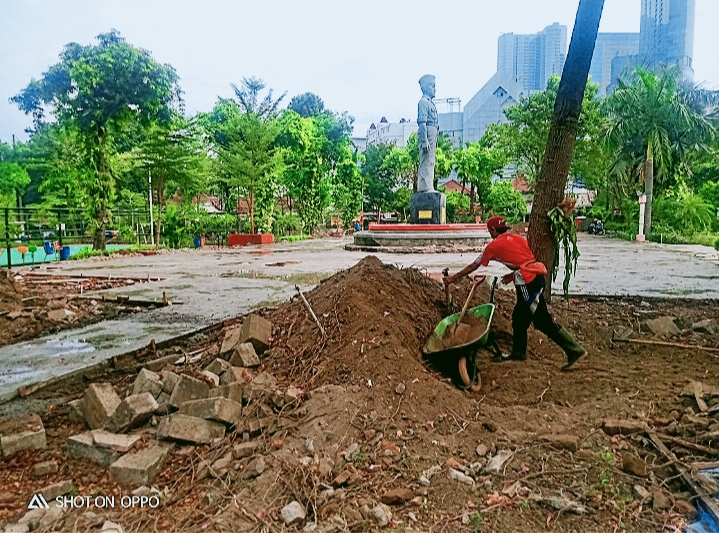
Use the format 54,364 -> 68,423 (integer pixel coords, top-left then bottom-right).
362,142 -> 397,218
699,181 -> 719,212
0,141 -> 30,207
604,67 -> 716,235
486,181 -> 526,224
454,139 -> 507,215
11,30 -> 181,249
288,92 -> 325,118
134,116 -> 209,245
203,78 -> 285,234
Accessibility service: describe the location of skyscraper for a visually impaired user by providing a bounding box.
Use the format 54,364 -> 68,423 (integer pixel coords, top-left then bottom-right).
639,0 -> 695,78
589,34 -> 641,96
497,23 -> 567,94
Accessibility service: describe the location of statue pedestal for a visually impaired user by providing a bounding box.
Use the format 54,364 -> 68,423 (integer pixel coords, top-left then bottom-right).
410,192 -> 446,224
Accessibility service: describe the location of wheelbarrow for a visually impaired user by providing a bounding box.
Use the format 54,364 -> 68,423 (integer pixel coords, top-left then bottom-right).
423,276 -> 502,392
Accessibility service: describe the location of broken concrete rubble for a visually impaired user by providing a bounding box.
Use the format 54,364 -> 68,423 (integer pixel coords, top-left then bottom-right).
0,413 -> 47,458
541,434 -> 580,452
106,393 -> 158,433
179,397 -> 242,426
109,443 -> 173,486
692,319 -> 718,336
67,431 -> 122,467
219,325 -> 243,357
40,479 -> 74,500
602,419 -> 647,436
233,441 -> 261,459
238,313 -> 272,354
157,413 -> 226,443
219,366 -> 251,387
244,372 -> 278,400
159,370 -> 180,395
92,431 -> 142,453
281,501 -> 306,525
204,358 -> 232,376
132,368 -> 163,398
32,460 -> 59,477
229,342 -> 260,368
645,316 -> 681,337
81,383 -> 122,430
208,383 -> 244,404
168,375 -> 210,409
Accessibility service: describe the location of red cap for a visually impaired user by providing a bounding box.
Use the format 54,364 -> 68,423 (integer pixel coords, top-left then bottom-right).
486,216 -> 509,231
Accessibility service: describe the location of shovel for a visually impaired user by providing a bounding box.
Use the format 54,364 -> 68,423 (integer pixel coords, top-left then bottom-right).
448,276 -> 484,347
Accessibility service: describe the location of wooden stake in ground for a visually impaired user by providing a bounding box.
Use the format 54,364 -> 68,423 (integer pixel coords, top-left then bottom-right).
295,285 -> 326,338
527,0 -> 605,300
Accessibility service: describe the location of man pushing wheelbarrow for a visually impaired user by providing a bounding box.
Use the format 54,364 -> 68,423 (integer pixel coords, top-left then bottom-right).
443,216 -> 587,371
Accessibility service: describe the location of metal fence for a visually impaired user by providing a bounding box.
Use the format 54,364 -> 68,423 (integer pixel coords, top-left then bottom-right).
2,206 -> 152,268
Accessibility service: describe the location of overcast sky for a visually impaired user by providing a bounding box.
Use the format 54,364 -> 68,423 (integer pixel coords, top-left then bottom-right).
1,0 -> 717,143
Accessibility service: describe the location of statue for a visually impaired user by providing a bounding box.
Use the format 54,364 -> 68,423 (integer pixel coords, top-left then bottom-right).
417,74 -> 438,193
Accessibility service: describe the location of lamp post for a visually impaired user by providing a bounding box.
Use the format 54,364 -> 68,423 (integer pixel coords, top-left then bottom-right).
636,194 -> 646,242
148,168 -> 155,247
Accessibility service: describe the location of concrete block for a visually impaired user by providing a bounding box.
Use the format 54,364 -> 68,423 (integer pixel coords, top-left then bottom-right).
219,326 -> 243,357
693,319 -> 718,336
159,370 -> 180,395
66,431 -> 121,467
179,397 -> 242,426
204,358 -> 231,376
106,393 -> 158,433
92,431 -> 142,453
281,501 -> 306,525
81,383 -> 121,430
169,375 -> 209,409
40,480 -> 74,500
68,399 -> 86,425
208,384 -> 244,405
219,366 -> 252,387
155,392 -> 171,415
244,372 -> 278,401
32,460 -> 59,477
109,443 -> 173,486
157,414 -> 225,444
4,523 -> 30,532
233,441 -> 261,459
229,343 -> 260,368
132,369 -> 163,399
410,191 -> 446,224
38,505 -> 65,529
17,509 -> 45,530
602,419 -> 647,436
200,370 -> 220,387
645,316 -> 681,337
239,314 -> 272,355
0,413 -> 47,458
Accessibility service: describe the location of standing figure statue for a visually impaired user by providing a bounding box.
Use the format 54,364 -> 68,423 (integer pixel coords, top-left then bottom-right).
417,74 -> 438,193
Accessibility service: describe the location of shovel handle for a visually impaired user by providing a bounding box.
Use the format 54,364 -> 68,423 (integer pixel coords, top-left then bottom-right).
457,276 -> 483,326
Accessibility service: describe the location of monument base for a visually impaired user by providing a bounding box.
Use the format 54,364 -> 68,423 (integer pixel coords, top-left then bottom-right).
410,192 -> 446,224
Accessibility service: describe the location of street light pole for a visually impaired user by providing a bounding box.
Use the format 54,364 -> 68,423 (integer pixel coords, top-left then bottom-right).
149,168 -> 155,247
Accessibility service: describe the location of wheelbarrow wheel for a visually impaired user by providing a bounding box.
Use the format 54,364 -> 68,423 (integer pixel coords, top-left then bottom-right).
458,356 -> 481,392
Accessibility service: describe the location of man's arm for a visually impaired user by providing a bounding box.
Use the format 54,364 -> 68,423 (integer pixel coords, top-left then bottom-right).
444,241 -> 496,285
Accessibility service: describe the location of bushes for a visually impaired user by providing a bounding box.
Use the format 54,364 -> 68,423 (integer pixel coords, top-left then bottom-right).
273,213 -> 303,236
715,235 -> 719,251
444,190 -> 470,223
486,182 -> 526,224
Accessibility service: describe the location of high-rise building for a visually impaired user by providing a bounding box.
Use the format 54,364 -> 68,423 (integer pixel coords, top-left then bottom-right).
589,33 -> 641,96
497,23 -> 567,94
639,0 -> 695,78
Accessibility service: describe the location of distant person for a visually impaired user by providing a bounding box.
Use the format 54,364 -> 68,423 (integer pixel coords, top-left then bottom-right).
443,216 -> 587,371
354,221 -> 361,233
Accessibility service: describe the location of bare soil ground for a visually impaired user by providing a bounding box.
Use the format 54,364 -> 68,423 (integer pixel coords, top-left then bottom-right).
1,256 -> 719,533
0,271 -> 157,347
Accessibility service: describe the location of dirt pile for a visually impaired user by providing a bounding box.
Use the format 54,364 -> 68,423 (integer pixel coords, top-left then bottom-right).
0,272 -> 21,308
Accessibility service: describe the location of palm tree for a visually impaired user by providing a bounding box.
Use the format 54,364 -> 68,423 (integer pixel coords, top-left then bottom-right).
604,67 -> 716,235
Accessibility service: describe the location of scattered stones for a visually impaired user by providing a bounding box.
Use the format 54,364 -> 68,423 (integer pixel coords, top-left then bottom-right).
132,369 -> 163,398
17,509 -> 46,531
41,479 -> 74,500
229,342 -> 261,368
81,383 -> 122,430
482,420 -> 498,433
240,456 -> 266,479
32,460 -> 59,477
613,326 -> 634,340
622,453 -> 647,477
541,434 -> 580,452
157,413 -> 226,443
284,386 -> 302,404
106,393 -> 158,433
68,399 -> 85,424
602,419 -> 647,436
4,523 -> 29,533
332,471 -> 351,487
271,390 -> 285,408
200,370 -> 220,387
645,316 -> 681,337
418,475 -> 430,486
395,383 -> 406,395
484,450 -> 513,473
449,468 -> 475,485
109,443 -> 173,486
92,431 -> 142,453
530,495 -> 586,514
370,504 -> 392,527
101,520 -> 125,533
219,366 -> 251,387
179,397 -> 242,426
238,314 -> 272,355
0,413 -> 47,458
652,488 -> 672,511
244,372 -> 278,400
233,441 -> 261,459
155,392 -> 171,416
381,488 -> 413,505
281,501 -> 306,525
168,375 -> 210,409
634,485 -> 651,501
67,431 -> 122,467
674,499 -> 698,519
219,326 -> 243,357
208,384 -> 244,405
47,309 -> 74,321
211,451 -> 233,473
475,444 -> 488,457
39,505 -> 65,529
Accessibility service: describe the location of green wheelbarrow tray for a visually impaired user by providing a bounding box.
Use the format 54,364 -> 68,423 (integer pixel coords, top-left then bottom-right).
423,303 -> 496,358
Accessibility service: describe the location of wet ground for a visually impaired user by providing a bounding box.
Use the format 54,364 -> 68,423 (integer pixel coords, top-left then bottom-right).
0,234 -> 716,402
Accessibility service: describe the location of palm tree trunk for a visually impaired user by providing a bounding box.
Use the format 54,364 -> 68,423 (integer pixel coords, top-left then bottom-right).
644,147 -> 654,236
527,0 -> 604,301
469,183 -> 476,215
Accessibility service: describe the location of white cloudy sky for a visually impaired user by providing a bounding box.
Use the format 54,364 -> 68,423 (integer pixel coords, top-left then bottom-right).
1,0 -> 717,143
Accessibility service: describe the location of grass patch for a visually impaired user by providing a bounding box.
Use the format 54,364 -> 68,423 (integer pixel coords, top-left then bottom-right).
277,234 -> 309,243
69,245 -> 160,261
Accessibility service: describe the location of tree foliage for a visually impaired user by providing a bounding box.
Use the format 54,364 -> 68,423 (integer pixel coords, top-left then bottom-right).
288,92 -> 325,118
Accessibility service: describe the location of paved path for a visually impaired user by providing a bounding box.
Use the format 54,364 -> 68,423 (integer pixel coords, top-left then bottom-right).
1,235 -> 717,401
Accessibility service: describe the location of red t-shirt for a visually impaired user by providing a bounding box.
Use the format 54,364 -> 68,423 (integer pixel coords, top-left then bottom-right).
474,233 -> 540,284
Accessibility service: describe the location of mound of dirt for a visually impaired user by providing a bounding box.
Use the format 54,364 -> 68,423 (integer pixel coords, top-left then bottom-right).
0,273 -> 21,309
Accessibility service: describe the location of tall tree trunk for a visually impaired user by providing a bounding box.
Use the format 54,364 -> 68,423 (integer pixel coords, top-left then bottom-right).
644,146 -> 654,236
249,189 -> 255,234
93,147 -> 108,251
155,180 -> 163,248
527,0 -> 604,301
469,183 -> 476,215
